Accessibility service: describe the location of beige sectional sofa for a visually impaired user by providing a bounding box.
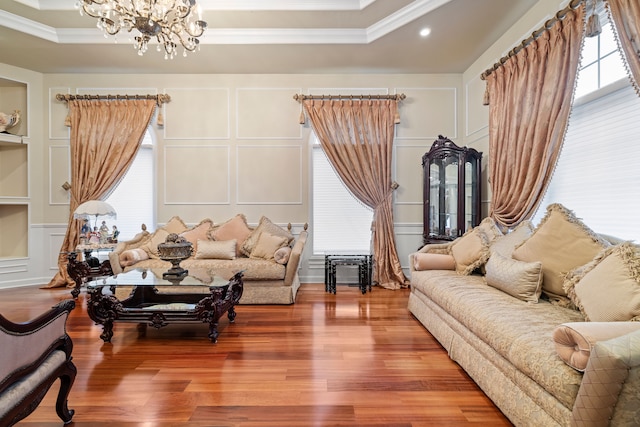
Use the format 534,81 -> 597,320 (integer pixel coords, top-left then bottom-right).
408,204 -> 640,427
109,214 -> 308,304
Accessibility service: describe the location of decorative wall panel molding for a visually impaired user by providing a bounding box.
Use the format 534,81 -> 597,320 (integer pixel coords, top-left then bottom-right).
236,145 -> 302,204
164,145 -> 230,204
236,88 -> 302,139
164,88 -> 229,140
49,145 -> 70,205
49,87 -> 70,139
395,87 -> 457,139
465,75 -> 489,137
393,145 -> 424,205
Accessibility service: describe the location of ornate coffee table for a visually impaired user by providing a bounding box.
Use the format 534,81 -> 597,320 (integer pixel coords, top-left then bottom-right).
85,268 -> 243,344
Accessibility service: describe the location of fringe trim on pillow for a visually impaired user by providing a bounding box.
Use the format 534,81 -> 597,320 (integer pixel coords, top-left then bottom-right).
514,203 -> 610,253
563,242 -> 640,320
419,242 -> 453,255
449,228 -> 491,276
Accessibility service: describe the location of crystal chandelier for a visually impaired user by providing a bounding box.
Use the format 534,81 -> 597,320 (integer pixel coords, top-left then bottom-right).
76,0 -> 208,59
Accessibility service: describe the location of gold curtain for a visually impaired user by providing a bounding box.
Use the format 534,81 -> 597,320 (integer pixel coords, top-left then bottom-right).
303,99 -> 408,290
44,99 -> 156,289
606,0 -> 640,95
485,5 -> 585,228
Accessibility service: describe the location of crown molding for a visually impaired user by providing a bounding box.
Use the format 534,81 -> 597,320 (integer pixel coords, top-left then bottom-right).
13,0 -> 378,11
5,0 -> 452,45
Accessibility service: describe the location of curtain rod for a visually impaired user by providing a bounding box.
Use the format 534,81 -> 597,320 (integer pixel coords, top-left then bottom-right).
55,93 -> 171,104
293,93 -> 405,102
480,0 -> 584,80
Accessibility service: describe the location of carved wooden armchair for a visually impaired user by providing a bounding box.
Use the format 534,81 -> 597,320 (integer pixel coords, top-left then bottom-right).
0,299 -> 76,426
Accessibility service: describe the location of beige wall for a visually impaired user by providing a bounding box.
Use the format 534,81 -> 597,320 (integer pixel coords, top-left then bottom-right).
0,0 -> 567,288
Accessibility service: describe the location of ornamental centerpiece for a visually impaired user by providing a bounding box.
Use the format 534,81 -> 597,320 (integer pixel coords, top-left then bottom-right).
157,233 -> 192,279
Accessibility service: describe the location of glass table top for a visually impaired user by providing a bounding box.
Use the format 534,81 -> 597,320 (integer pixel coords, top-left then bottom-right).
86,267 -> 236,290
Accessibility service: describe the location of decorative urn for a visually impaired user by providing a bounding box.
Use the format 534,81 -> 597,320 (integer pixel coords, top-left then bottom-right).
157,233 -> 192,279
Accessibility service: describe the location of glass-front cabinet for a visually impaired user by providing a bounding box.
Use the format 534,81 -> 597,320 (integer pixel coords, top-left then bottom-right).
422,135 -> 482,244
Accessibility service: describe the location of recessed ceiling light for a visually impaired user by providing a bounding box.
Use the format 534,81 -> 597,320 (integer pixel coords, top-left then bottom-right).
420,28 -> 431,37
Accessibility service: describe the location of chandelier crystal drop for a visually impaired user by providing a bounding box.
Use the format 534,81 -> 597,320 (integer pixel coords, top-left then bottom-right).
76,0 -> 207,59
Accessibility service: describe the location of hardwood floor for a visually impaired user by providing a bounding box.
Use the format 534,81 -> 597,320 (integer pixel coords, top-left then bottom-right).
1,283 -> 512,426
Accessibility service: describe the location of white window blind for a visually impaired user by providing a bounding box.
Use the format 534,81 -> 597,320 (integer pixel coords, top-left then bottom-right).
534,83 -> 640,241
312,138 -> 373,254
104,131 -> 154,240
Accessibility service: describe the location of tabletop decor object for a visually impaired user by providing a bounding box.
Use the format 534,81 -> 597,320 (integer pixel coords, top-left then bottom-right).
158,233 -> 192,279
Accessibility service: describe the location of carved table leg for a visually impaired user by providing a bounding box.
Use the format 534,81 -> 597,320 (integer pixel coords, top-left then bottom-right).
208,322 -> 220,343
100,319 -> 114,343
228,306 -> 237,323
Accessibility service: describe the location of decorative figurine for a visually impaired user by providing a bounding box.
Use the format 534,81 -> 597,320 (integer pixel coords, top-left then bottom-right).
89,227 -> 100,244
99,221 -> 110,243
110,225 -> 119,243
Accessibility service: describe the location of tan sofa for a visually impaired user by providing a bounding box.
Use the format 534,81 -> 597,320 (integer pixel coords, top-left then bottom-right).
109,214 -> 308,304
408,204 -> 640,426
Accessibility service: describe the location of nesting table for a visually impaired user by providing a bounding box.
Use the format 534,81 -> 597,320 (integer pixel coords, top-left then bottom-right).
324,254 -> 373,294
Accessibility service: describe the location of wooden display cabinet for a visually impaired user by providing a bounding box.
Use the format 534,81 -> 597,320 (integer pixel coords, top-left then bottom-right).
422,135 -> 482,244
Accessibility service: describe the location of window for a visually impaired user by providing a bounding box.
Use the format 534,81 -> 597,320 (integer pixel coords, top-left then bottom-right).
574,20 -> 626,99
534,17 -> 640,241
104,129 -> 155,240
312,134 -> 373,254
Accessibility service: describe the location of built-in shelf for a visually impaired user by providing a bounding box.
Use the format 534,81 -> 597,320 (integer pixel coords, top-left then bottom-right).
0,133 -> 25,144
0,76 -> 29,259
0,140 -> 28,198
0,203 -> 28,258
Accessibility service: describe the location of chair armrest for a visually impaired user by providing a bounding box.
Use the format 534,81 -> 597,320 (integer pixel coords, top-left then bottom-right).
572,328 -> 640,425
0,300 -> 75,394
284,227 -> 308,287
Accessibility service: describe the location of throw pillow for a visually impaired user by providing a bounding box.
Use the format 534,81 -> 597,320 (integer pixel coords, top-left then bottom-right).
564,242 -> 640,321
241,216 -> 294,257
250,232 -> 290,261
194,239 -> 236,260
485,252 -> 543,303
274,246 -> 292,265
162,216 -> 189,234
413,253 -> 456,271
490,220 -> 534,258
476,216 -> 504,243
210,214 -> 252,256
180,219 -> 214,250
139,229 -> 170,259
553,322 -> 640,371
118,248 -> 149,267
512,203 -> 609,301
449,227 -> 491,275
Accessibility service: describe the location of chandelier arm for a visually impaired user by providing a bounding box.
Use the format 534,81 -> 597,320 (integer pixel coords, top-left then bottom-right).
77,0 -> 207,58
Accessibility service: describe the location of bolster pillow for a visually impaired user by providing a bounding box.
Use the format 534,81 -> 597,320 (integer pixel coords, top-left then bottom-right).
553,322 -> 640,371
118,248 -> 149,267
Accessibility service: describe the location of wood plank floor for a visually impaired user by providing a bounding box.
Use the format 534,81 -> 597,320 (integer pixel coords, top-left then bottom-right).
1,283 -> 512,426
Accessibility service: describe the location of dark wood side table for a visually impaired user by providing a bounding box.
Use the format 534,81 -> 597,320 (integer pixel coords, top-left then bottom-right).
324,254 -> 373,294
67,251 -> 113,298
85,268 -> 244,344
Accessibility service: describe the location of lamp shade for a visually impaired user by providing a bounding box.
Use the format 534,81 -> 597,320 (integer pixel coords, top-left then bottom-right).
73,200 -> 117,222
